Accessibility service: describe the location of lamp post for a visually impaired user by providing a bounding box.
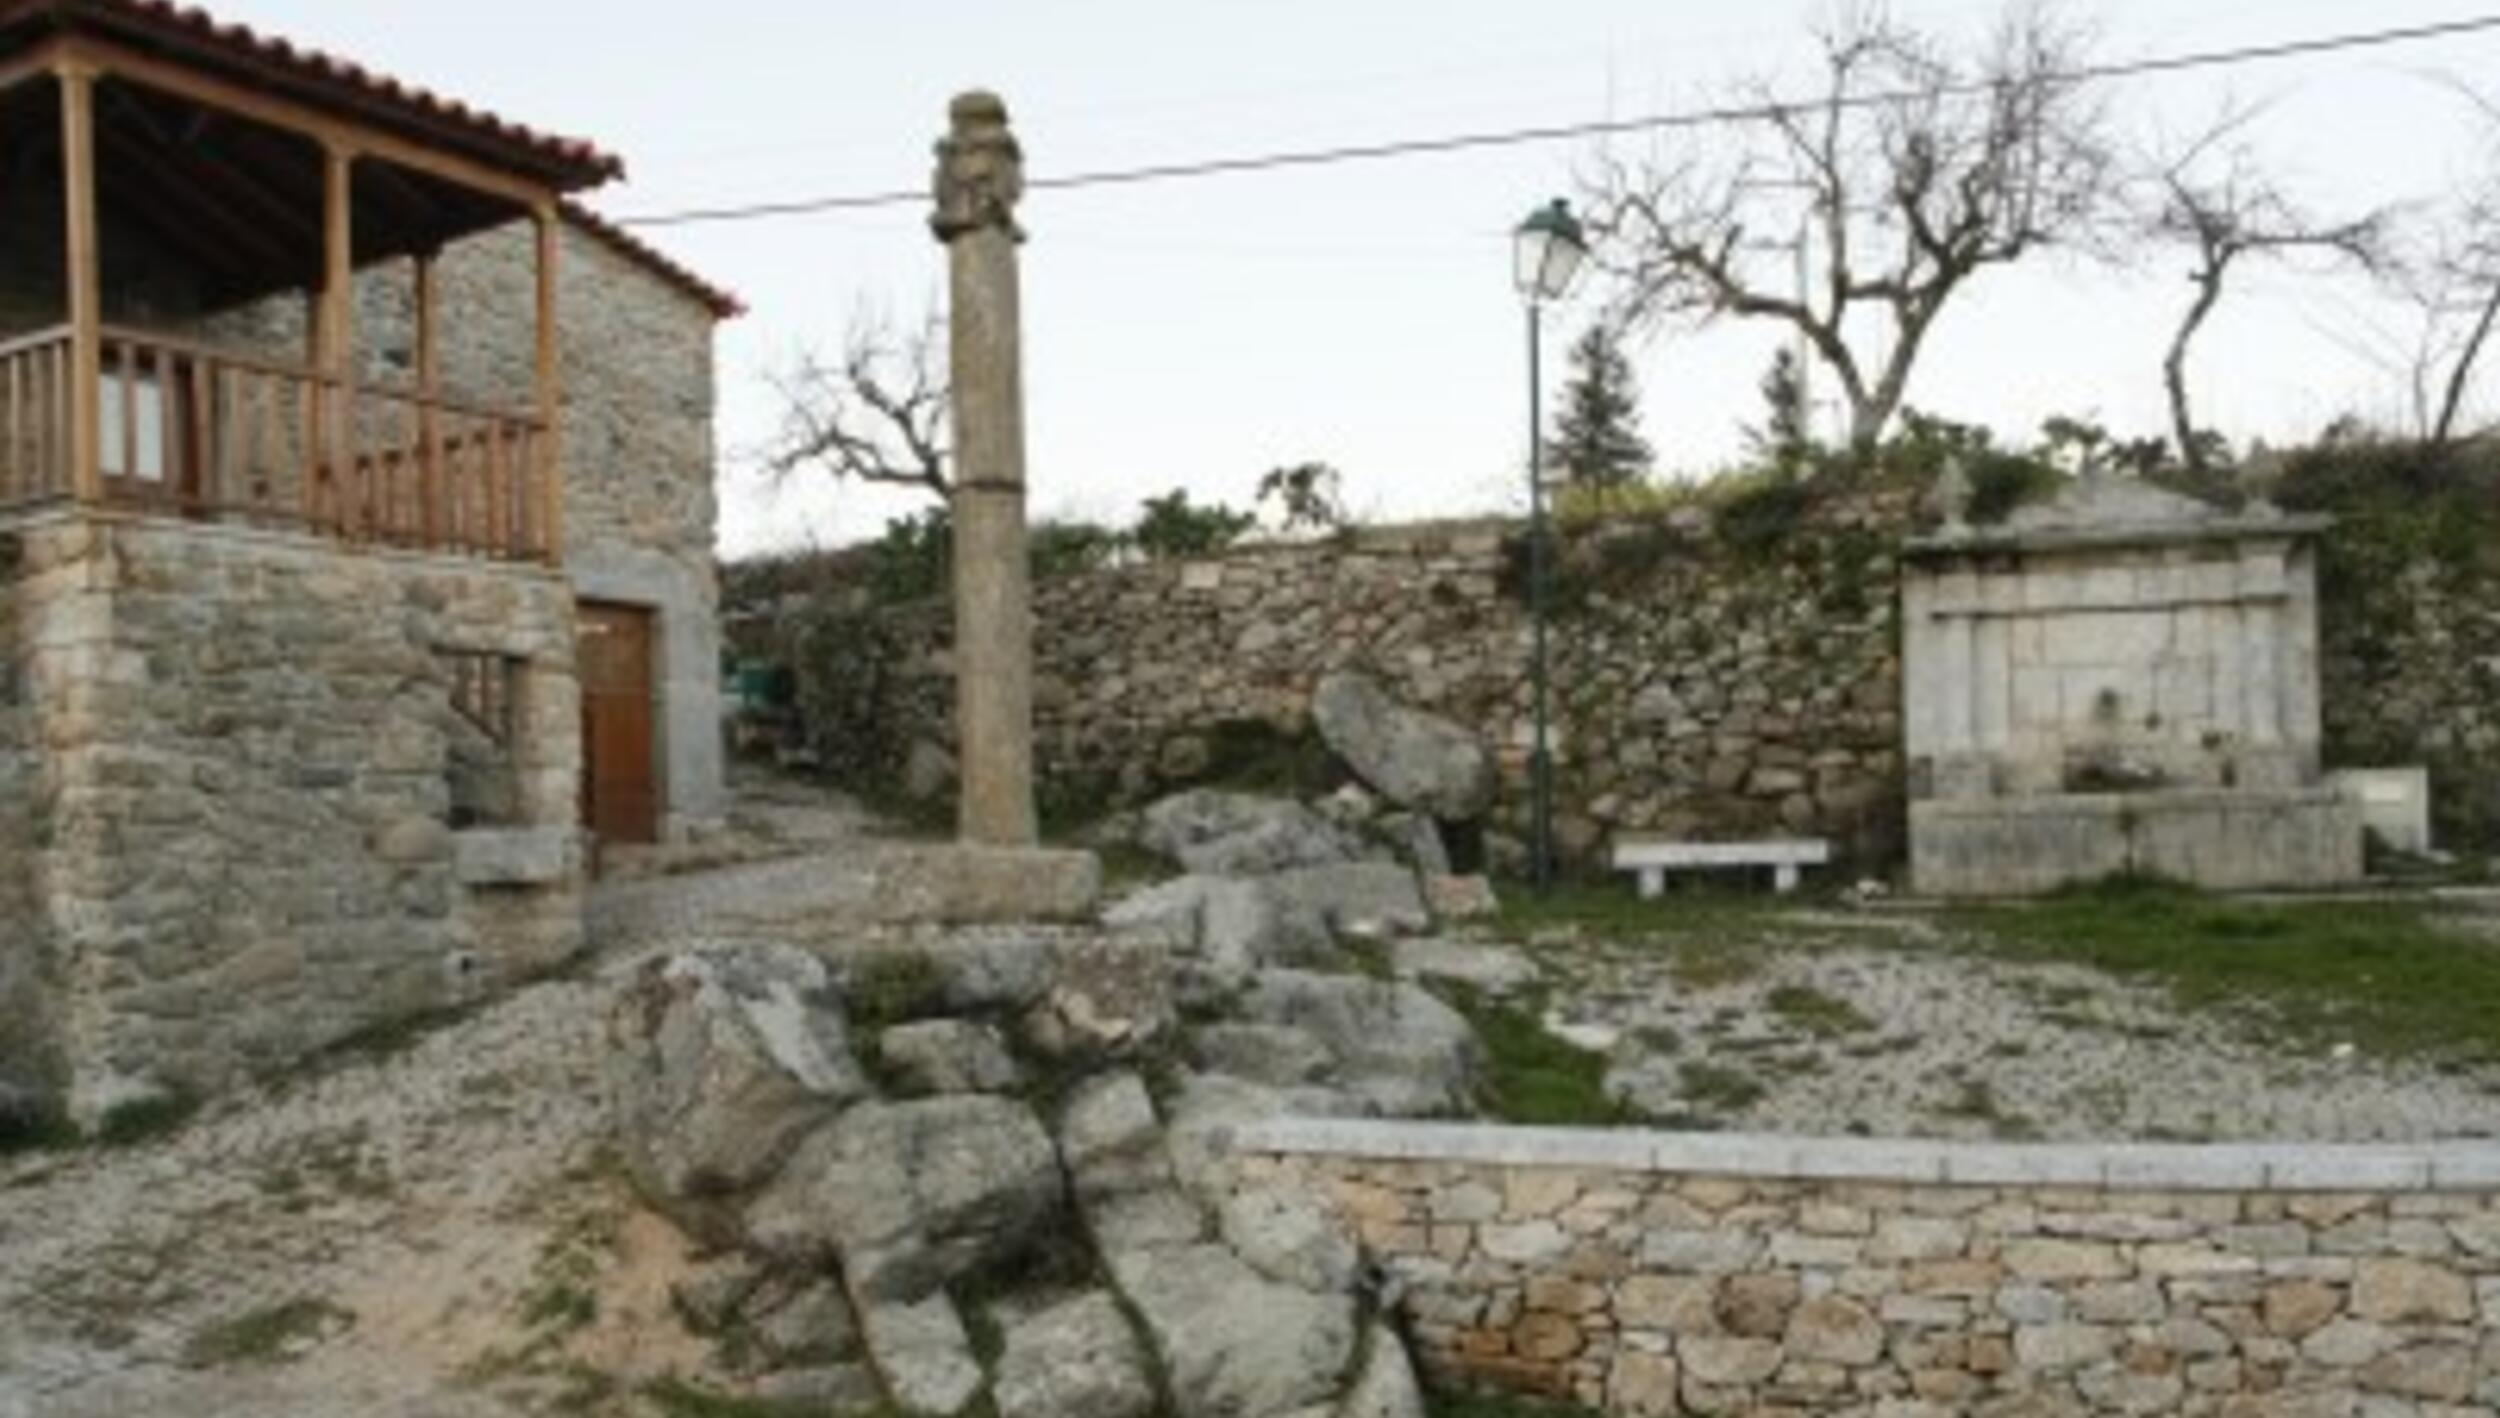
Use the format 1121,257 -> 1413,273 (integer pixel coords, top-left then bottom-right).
1513,198 -> 1588,894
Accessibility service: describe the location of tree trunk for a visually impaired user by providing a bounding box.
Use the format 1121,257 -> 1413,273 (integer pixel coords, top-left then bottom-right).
1850,303 -> 1942,456
2166,269 -> 2225,473
2433,278 -> 2500,447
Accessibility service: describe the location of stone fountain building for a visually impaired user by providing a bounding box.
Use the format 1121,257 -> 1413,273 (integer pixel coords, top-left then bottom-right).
0,0 -> 736,1124
1902,468 -> 2365,895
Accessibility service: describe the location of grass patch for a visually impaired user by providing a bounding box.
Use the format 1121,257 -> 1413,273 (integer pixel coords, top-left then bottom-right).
1676,1060 -> 1767,1113
94,1089 -> 198,1147
0,1100 -> 78,1155
1953,877 -> 2500,1065
181,1296 -> 350,1368
1492,882 -> 1790,950
1437,984 -> 1635,1126
1765,984 -> 1874,1039
1932,1076 -> 2042,1140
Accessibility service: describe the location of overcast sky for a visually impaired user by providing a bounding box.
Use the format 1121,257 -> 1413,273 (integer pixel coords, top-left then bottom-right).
214,1 -> 2500,556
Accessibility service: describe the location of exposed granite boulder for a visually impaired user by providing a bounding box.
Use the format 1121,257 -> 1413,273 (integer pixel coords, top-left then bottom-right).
1060,1071 -> 1206,1254
1220,1183 -> 1360,1294
1104,874 -> 1335,987
1017,930 -> 1175,1062
1141,789 -> 1359,876
857,1291 -> 986,1416
1111,1242 -> 1359,1418
1243,970 -> 1483,1116
603,946 -> 867,1213
877,1019 -> 1022,1096
1338,1324 -> 1429,1418
747,1095 -> 1063,1302
1191,1022 -> 1337,1089
1267,861 -> 1430,940
990,1291 -> 1157,1418
1311,669 -> 1495,819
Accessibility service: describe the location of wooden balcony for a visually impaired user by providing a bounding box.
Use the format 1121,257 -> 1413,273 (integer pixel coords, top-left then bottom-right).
0,323 -> 553,561
0,16 -> 590,568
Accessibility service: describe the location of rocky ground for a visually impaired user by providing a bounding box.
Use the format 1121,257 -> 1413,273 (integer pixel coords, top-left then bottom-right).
1456,911 -> 2500,1143
4,757 -> 2496,1418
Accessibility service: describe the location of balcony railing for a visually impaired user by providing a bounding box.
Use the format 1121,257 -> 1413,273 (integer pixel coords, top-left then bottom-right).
0,323 -> 552,563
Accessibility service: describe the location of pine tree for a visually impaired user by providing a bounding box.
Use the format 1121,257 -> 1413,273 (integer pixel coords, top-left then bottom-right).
1547,322 -> 1652,490
1754,347 -> 1813,476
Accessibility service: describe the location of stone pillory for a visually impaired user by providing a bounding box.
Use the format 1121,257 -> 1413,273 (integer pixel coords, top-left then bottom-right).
932,90 -> 1040,848
0,0 -> 731,1125
1901,467 -> 2362,895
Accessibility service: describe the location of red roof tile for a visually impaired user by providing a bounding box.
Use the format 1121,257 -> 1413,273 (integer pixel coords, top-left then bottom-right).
0,0 -> 625,188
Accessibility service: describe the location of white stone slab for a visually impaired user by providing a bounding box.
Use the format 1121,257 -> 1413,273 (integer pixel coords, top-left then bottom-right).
1233,1120 -> 2500,1195
2330,767 -> 2433,855
1613,837 -> 1831,896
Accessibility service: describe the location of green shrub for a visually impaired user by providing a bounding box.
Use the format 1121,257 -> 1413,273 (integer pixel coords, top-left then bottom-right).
864,507 -> 951,605
1030,518 -> 1126,581
1133,488 -> 1255,560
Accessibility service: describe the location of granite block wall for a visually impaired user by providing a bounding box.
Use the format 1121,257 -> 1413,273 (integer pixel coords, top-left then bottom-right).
1239,1122 -> 2500,1416
1,511 -> 582,1121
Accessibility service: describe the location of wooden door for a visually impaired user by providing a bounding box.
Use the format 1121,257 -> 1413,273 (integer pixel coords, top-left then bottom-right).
578,601 -> 659,845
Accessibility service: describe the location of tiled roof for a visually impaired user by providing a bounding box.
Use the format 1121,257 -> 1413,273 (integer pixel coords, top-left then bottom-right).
0,0 -> 624,187
563,202 -> 744,320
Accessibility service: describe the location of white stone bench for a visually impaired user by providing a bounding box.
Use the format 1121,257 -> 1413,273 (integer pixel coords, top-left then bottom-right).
1612,837 -> 1831,896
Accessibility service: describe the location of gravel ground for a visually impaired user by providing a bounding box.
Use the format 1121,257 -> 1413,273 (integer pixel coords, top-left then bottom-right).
0,777 -> 885,1418
1506,910 -> 2500,1143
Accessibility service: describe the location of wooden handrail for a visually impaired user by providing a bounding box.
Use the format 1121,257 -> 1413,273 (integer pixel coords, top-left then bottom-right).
0,324 -> 72,361
94,326 -> 539,427
61,324 -> 554,564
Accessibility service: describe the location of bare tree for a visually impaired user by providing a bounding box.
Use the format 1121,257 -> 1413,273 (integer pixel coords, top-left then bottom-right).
1588,3 -> 2117,452
766,308 -> 951,496
2395,82 -> 2500,447
2146,114 -> 2384,472
2409,232 -> 2500,447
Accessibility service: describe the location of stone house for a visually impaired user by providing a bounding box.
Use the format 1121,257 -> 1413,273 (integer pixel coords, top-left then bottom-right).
0,0 -> 736,1124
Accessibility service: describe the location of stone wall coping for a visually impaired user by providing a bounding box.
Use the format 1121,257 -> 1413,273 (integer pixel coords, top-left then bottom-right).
1234,1118 -> 2500,1192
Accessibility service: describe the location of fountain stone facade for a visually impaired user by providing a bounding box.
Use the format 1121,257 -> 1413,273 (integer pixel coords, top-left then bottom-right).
1902,470 -> 2364,895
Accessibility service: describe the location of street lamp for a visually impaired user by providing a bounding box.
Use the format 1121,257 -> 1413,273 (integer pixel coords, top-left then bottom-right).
1513,197 -> 1587,895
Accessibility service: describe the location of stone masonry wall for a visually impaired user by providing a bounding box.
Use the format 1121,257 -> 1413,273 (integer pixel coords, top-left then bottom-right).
199,219 -> 730,833
3,511 -> 582,1119
788,505 -> 1908,865
1239,1122 -> 2500,1416
0,535 -> 57,1104
2318,557 -> 2500,849
783,489 -> 2500,865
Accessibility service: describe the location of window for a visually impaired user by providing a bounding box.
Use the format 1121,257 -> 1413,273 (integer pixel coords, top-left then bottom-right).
446,650 -> 521,748
99,367 -> 170,483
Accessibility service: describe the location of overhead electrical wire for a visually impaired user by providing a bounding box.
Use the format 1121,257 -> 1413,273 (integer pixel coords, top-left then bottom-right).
615,12 -> 2500,229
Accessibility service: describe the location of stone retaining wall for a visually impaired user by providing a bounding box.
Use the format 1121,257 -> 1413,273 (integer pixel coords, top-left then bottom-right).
1,510 -> 585,1120
771,492 -> 2500,868
1236,1119 -> 2500,1415
780,504 -> 1910,866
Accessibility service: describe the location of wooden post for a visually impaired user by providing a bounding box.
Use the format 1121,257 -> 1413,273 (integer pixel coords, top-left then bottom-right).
59,61 -> 100,504
532,203 -> 562,564
415,250 -> 442,548
317,141 -> 353,534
